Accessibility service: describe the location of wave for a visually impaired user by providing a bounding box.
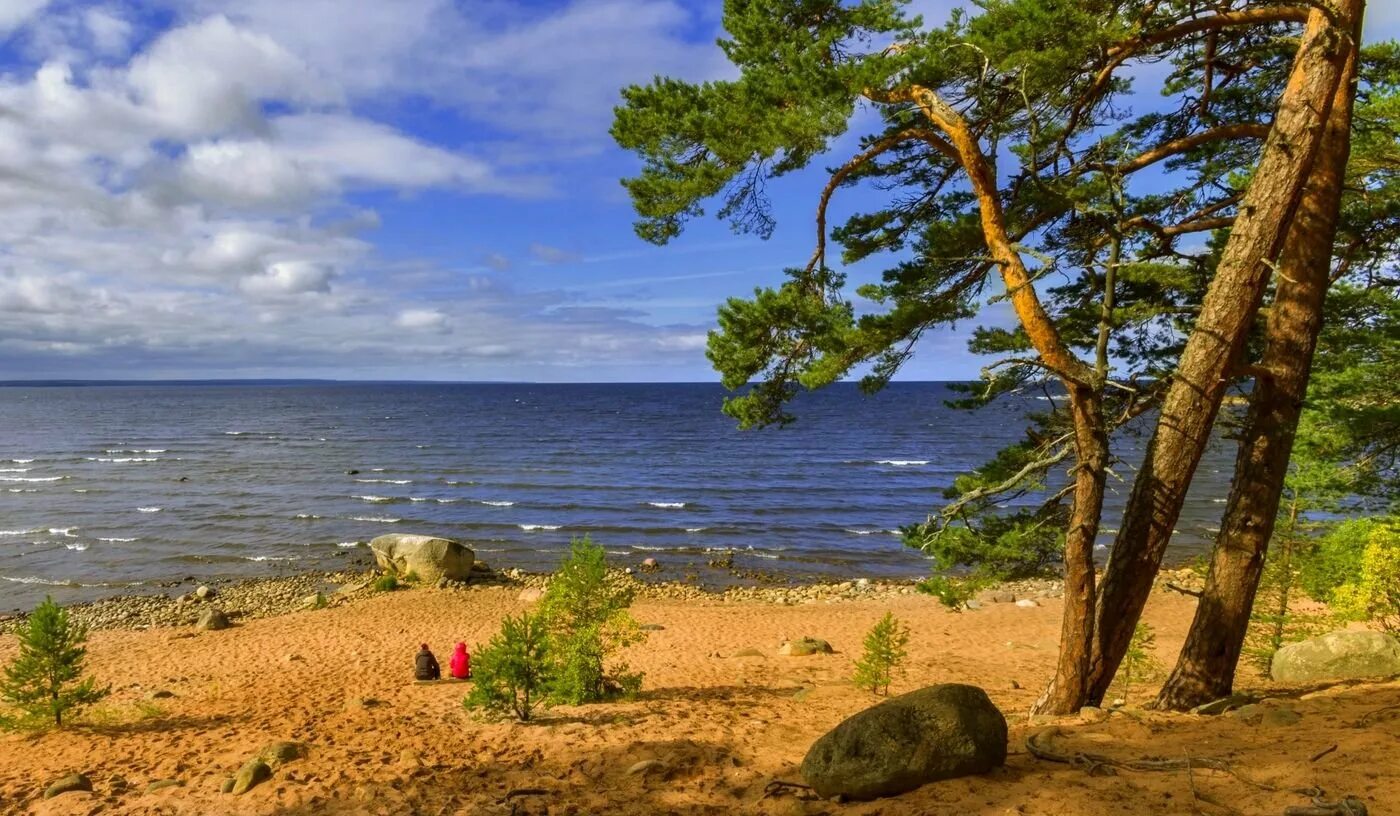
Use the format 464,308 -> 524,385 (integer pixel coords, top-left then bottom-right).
0,529 -> 40,536
0,467 -> 29,472
350,516 -> 400,523
647,501 -> 687,509
9,458 -> 34,463
444,479 -> 476,486
876,459 -> 930,467
6,488 -> 37,493
65,542 -> 88,551
49,527 -> 78,538
0,476 -> 66,482
356,495 -> 395,503
72,488 -> 88,493
518,524 -> 562,531
480,500 -> 515,507
88,457 -> 158,463
97,537 -> 137,542
105,449 -> 166,454
246,555 -> 300,562
137,507 -> 162,513
336,541 -> 360,548
685,527 -> 707,533
355,478 -> 412,484
1,575 -> 80,586
294,513 -> 322,520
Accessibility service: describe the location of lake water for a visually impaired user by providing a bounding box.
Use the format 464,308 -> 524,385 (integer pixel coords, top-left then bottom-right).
0,382 -> 1236,610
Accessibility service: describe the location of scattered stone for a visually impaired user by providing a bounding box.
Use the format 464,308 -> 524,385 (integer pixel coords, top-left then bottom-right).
1261,707 -> 1302,727
197,608 -> 230,631
436,576 -> 450,590
1014,599 -> 1039,609
108,775 -> 129,792
626,759 -> 667,777
145,689 -> 175,700
779,638 -> 833,657
368,534 -> 475,584
258,741 -> 305,768
801,684 -> 1008,801
963,600 -> 983,611
1231,704 -> 1263,724
43,773 -> 92,799
855,578 -> 871,590
194,585 -> 215,600
732,648 -> 766,658
1192,693 -> 1256,716
638,623 -> 665,631
145,779 -> 182,793
709,551 -> 735,569
990,592 -> 1016,604
230,759 -> 271,795
1271,631 -> 1400,684
299,592 -> 326,610
220,778 -> 235,794
518,588 -> 544,603
347,695 -> 384,711
1079,706 -> 1109,723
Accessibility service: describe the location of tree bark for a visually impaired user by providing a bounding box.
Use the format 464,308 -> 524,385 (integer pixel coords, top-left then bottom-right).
1154,6 -> 1362,712
1085,1 -> 1361,705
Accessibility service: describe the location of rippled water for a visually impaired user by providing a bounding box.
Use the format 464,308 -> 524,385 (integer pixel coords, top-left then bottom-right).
0,382 -> 1236,610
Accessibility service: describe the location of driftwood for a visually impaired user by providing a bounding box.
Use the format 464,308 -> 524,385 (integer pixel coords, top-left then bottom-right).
761,780 -> 817,800
1026,727 -> 1247,780
1283,798 -> 1368,816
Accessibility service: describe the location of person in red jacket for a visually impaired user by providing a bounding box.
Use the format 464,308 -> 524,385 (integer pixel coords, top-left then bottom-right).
449,641 -> 471,679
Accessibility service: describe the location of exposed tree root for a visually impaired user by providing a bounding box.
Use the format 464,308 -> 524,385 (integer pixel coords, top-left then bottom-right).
1283,798 -> 1368,816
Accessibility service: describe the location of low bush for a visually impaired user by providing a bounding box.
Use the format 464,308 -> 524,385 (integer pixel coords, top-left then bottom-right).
539,537 -> 643,704
464,612 -> 552,721
373,574 -> 400,592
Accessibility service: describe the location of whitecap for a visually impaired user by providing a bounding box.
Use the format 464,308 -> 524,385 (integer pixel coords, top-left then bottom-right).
10,458 -> 34,463
0,529 -> 39,536
684,527 -> 707,533
518,524 -> 562,531
480,500 -> 515,507
98,537 -> 136,543
48,527 -> 78,538
6,489 -> 37,493
0,467 -> 30,473
294,513 -> 322,519
223,431 -> 247,435
336,541 -> 360,548
105,449 -> 166,454
647,501 -> 687,509
137,507 -> 161,513
844,528 -> 880,536
410,497 -> 431,502
72,489 -> 88,493
247,555 -> 300,562
88,457 -> 158,463
747,551 -> 781,560
357,495 -> 394,503
370,468 -> 385,472
64,542 -> 88,551
350,516 -> 400,523
0,575 -> 73,586
0,476 -> 65,482
435,498 -> 460,504
876,459 -> 930,466
355,478 -> 411,485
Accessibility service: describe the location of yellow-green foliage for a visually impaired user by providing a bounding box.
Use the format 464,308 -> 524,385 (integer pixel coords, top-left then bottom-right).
853,612 -> 910,696
1333,523 -> 1400,633
1114,622 -> 1160,704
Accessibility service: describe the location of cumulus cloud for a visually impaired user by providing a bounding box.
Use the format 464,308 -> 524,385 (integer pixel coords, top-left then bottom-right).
0,0 -> 50,35
395,308 -> 448,331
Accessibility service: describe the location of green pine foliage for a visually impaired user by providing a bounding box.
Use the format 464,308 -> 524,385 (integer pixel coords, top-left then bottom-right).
373,574 -> 399,592
538,537 -> 644,705
1,597 -> 109,728
1113,623 -> 1160,705
1244,518 -> 1331,673
464,612 -> 552,722
1333,522 -> 1400,633
852,612 -> 911,696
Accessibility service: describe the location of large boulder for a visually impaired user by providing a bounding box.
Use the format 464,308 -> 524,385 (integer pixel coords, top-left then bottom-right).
1270,630 -> 1400,684
801,683 -> 1007,801
369,534 -> 475,584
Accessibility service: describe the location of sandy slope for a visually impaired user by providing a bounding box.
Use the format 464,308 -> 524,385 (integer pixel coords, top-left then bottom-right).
1,586 -> 1396,815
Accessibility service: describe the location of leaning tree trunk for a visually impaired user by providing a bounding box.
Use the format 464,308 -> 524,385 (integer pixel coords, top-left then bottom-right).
1085,1 -> 1361,705
1032,384 -> 1108,714
1154,9 -> 1362,711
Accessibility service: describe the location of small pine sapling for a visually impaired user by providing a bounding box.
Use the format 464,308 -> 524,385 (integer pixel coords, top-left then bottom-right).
852,612 -> 910,696
1,597 -> 109,728
464,612 -> 551,722
1114,622 -> 1160,705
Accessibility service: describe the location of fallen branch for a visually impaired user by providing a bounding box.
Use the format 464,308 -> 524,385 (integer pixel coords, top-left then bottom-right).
1165,582 -> 1204,598
500,788 -> 549,801
1283,797 -> 1368,816
1309,744 -> 1338,763
1026,727 -> 1274,790
761,780 -> 816,800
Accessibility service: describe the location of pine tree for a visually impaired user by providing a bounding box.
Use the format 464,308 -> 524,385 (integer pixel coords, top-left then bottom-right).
1113,623 -> 1160,706
464,611 -> 552,722
852,612 -> 910,696
1,597 -> 109,728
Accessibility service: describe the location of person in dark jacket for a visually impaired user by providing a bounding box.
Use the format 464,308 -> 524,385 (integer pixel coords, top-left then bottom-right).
414,643 -> 441,681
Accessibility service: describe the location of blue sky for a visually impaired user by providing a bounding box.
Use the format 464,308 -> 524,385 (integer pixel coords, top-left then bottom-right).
0,1 -> 1395,382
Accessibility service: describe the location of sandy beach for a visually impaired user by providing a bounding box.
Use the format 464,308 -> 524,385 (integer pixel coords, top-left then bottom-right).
1,580 -> 1396,816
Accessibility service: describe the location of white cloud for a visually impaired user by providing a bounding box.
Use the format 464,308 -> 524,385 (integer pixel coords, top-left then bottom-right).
395,308 -> 448,331
238,260 -> 335,297
529,243 -> 581,264
0,0 -> 50,35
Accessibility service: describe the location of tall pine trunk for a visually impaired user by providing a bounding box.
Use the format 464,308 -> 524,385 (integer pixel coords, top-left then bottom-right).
1085,1 -> 1361,705
1154,12 -> 1361,711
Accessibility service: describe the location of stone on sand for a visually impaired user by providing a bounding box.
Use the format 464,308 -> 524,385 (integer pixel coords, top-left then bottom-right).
195,585 -> 215,600
369,534 -> 475,584
518,587 -> 544,603
779,637 -> 833,657
197,608 -> 230,631
1270,630 -> 1400,683
800,683 -> 1007,801
43,773 -> 92,799
231,759 -> 272,794
258,741 -> 305,768
626,759 -> 667,777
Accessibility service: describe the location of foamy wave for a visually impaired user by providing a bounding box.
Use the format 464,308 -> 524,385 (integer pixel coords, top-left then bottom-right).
747,551 -> 781,560
518,524 -> 562,531
49,527 -> 78,538
0,476 -> 66,482
224,431 -> 247,435
105,449 -> 166,454
7,488 -> 37,493
481,500 -> 516,507
0,529 -> 40,536
1,575 -> 75,586
355,478 -> 411,484
336,541 -> 360,548
98,537 -> 136,542
877,459 -> 929,466
137,507 -> 162,513
647,501 -> 687,509
685,527 -> 707,533
73,488 -> 88,493
844,528 -> 881,535
0,467 -> 30,472
64,542 -> 88,551
356,495 -> 394,503
294,513 -> 322,519
10,458 -> 34,464
247,555 -> 300,562
88,457 -> 158,463
444,479 -> 475,486
351,516 -> 400,523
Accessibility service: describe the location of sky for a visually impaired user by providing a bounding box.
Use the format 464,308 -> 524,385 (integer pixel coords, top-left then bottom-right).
0,1 -> 1395,382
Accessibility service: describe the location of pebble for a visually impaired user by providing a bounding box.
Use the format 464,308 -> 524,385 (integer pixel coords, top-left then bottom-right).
43,773 -> 92,799
1014,599 -> 1040,608
626,759 -> 667,777
146,779 -> 182,793
1079,706 -> 1109,723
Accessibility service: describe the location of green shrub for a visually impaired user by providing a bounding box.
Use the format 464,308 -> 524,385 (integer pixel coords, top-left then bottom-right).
373,574 -> 400,592
464,612 -> 552,721
915,574 -> 988,609
1298,517 -> 1386,603
403,571 -> 422,585
1,597 -> 109,728
852,612 -> 911,696
1113,622 -> 1160,705
539,536 -> 644,704
1332,523 -> 1400,633
1244,529 -> 1331,672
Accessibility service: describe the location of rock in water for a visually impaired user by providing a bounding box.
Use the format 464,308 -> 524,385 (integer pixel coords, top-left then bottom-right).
43,773 -> 92,799
368,534 -> 475,584
197,608 -> 230,631
800,683 -> 1007,801
231,759 -> 271,794
1270,631 -> 1400,683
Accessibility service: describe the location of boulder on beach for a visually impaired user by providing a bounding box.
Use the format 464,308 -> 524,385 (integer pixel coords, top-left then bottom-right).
231,759 -> 271,795
779,637 -> 833,656
197,608 -> 230,631
800,683 -> 1007,801
1270,630 -> 1400,683
43,773 -> 92,799
369,534 -> 475,584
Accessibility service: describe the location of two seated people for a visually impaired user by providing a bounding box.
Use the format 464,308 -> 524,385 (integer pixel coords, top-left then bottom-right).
415,642 -> 470,681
